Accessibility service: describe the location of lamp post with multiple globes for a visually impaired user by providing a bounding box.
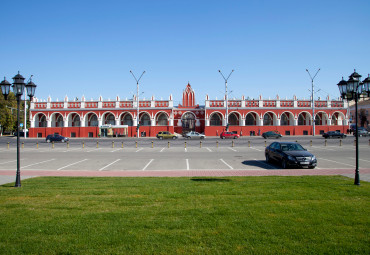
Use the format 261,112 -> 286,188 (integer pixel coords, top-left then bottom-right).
0,72 -> 37,187
337,70 -> 370,185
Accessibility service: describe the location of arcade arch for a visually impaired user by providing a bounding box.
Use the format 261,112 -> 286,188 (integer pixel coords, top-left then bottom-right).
210,112 -> 222,126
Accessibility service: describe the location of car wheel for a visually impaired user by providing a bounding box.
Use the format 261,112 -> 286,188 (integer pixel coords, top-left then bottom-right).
234,136 -> 238,139
172,136 -> 176,140
46,139 -> 51,143
160,137 -> 163,140
221,136 -> 225,139
282,159 -> 288,169
200,136 -> 204,139
62,140 -> 65,143
308,166 -> 316,169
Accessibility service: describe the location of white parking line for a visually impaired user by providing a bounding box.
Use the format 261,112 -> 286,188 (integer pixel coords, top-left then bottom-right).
0,159 -> 26,165
348,157 -> 370,163
57,159 -> 88,170
99,159 -> 121,171
62,148 -> 82,153
249,147 -> 262,152
185,148 -> 187,152
220,159 -> 233,170
142,159 -> 154,171
228,148 -> 237,152
111,148 -> 122,152
206,147 -> 212,152
186,159 -> 189,170
160,148 -> 165,152
86,148 -> 100,153
136,148 -> 143,152
21,159 -> 56,169
318,157 -> 355,167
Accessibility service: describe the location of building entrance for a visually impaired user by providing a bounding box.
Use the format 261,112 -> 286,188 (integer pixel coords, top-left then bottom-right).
182,113 -> 196,135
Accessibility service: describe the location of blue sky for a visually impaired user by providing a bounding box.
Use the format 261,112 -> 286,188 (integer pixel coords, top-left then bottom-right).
1,0 -> 369,105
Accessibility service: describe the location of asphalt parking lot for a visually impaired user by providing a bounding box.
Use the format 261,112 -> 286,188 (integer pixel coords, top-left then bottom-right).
0,136 -> 369,175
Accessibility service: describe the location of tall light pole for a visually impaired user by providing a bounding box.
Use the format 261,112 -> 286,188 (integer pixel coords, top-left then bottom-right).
24,75 -> 33,139
306,68 -> 320,136
337,70 -> 370,185
1,72 -> 37,187
218,70 -> 234,131
130,70 -> 145,138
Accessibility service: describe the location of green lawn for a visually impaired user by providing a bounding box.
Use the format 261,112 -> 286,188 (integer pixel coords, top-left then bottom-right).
0,176 -> 369,254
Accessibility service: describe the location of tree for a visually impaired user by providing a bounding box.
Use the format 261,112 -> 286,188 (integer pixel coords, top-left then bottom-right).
0,92 -> 29,134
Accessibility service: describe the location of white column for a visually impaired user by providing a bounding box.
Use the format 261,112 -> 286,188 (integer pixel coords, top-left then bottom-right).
63,118 -> 69,128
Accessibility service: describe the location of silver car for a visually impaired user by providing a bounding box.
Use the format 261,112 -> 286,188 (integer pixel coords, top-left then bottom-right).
185,131 -> 205,139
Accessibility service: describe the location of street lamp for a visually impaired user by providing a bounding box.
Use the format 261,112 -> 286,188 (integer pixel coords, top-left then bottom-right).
306,68 -> 321,136
130,70 -> 145,138
0,72 -> 37,187
218,70 -> 234,131
337,70 -> 370,185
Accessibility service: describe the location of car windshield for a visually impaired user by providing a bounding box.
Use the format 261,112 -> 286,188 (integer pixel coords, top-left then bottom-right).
281,143 -> 305,151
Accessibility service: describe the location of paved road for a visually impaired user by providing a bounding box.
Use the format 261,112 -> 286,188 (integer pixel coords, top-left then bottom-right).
1,136 -> 369,185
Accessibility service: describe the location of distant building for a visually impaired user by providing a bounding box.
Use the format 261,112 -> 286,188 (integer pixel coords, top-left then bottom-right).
29,83 -> 348,137
348,98 -> 370,129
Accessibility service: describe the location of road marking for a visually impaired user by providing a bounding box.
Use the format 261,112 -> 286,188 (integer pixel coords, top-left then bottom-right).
0,159 -> 26,165
206,147 -> 212,152
86,148 -> 100,153
99,159 -> 121,171
111,148 -> 122,152
249,147 -> 262,152
57,159 -> 88,170
185,148 -> 187,152
136,148 -> 143,152
318,157 -> 355,167
62,148 -> 81,153
21,159 -> 56,169
186,159 -> 189,170
220,159 -> 233,170
311,146 -> 336,151
348,157 -> 370,163
142,159 -> 154,171
160,148 -> 165,152
228,148 -> 237,152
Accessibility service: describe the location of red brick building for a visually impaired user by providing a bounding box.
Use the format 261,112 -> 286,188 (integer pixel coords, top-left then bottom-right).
29,83 -> 348,138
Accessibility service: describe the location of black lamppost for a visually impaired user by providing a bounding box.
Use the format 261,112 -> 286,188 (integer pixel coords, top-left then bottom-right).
337,70 -> 370,185
0,72 -> 37,187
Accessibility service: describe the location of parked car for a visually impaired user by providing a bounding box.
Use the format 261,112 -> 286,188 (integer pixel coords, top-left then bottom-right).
322,131 -> 346,139
265,141 -> 317,169
357,127 -> 369,137
156,131 -> 178,139
220,131 -> 239,139
46,134 -> 69,143
262,131 -> 282,139
184,131 -> 205,139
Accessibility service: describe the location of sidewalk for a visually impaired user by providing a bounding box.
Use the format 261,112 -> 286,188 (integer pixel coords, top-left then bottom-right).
1,169 -> 370,185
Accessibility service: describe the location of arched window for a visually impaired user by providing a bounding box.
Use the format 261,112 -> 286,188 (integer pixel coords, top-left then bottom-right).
281,113 -> 289,126
263,113 -> 273,126
122,114 -> 133,126
228,113 -> 239,126
298,114 -> 305,126
72,114 -> 80,127
36,114 -> 47,127
315,114 -> 322,126
245,113 -> 256,126
140,113 -> 151,126
55,114 -> 64,127
105,113 -> 115,125
157,113 -> 168,126
182,112 -> 195,130
210,113 -> 222,126
332,114 -> 338,125
88,114 -> 98,127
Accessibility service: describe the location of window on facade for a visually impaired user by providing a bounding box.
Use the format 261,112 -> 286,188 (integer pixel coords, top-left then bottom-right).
157,113 -> 168,126
38,115 -> 47,127
315,114 -> 322,126
72,115 -> 80,127
210,113 -> 222,126
105,114 -> 115,125
228,113 -> 239,126
55,115 -> 64,127
89,115 -> 98,127
140,114 -> 151,126
298,114 -> 306,126
245,113 -> 256,126
263,113 -> 273,126
122,114 -> 133,126
281,113 -> 289,126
